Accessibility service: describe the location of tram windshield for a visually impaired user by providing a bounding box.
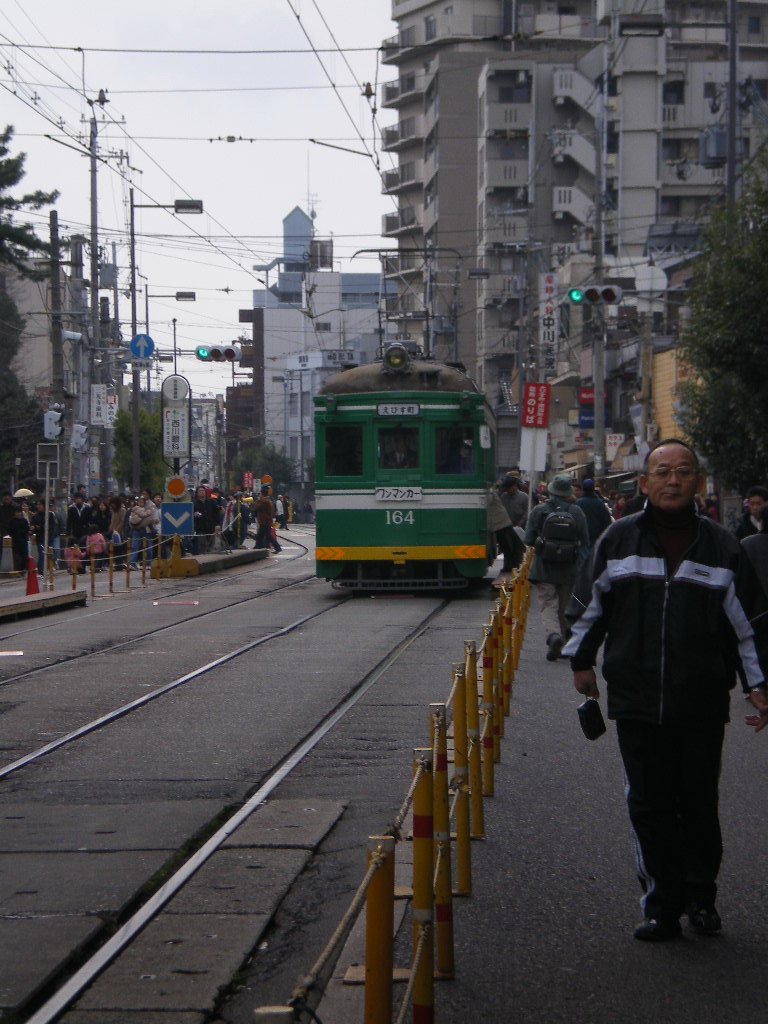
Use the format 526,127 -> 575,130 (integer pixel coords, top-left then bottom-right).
378,427 -> 419,469
325,425 -> 363,476
435,426 -> 474,474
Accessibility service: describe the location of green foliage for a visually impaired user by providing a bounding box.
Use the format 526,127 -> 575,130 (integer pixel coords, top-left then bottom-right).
230,442 -> 296,492
111,407 -> 167,494
0,288 -> 43,490
0,126 -> 58,279
678,156 -> 768,491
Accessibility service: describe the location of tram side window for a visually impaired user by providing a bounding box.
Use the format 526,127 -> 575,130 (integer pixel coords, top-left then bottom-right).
435,426 -> 474,474
325,425 -> 363,476
379,427 -> 419,468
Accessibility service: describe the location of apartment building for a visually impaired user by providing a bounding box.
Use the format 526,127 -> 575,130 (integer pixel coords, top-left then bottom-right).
381,0 -> 768,470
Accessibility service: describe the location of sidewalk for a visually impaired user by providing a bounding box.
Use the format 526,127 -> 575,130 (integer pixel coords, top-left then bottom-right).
323,600 -> 768,1024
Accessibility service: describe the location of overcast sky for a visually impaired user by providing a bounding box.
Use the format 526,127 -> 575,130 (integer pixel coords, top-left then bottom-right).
1,0 -> 397,395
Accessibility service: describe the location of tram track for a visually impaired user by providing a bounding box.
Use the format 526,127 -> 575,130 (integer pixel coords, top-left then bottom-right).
9,595 -> 451,1024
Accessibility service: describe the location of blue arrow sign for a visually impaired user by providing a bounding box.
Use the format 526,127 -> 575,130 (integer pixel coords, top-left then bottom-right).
130,333 -> 155,359
160,502 -> 193,536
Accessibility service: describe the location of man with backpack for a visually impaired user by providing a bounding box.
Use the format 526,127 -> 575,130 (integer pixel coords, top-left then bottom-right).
524,473 -> 589,661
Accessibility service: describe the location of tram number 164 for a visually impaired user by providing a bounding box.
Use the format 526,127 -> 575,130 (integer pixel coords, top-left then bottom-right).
385,509 -> 415,525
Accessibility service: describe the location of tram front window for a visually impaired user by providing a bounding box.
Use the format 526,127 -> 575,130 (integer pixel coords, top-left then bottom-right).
435,426 -> 474,474
325,425 -> 363,476
379,427 -> 419,468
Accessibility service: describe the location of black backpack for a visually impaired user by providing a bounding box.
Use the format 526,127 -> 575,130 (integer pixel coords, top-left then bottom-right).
535,506 -> 580,563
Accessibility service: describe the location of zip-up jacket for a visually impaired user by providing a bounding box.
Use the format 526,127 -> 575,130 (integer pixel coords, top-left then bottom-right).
563,504 -> 768,726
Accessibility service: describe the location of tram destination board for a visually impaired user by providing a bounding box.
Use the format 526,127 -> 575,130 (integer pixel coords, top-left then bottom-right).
375,486 -> 423,501
377,402 -> 420,416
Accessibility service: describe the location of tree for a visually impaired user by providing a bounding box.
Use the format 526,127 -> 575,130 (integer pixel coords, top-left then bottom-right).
111,408 -> 167,494
0,125 -> 58,278
677,155 -> 768,492
0,288 -> 43,491
230,442 -> 296,492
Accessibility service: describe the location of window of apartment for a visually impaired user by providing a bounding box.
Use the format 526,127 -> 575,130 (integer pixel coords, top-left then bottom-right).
662,80 -> 685,105
660,196 -> 681,217
557,4 -> 577,13
315,322 -> 332,332
747,15 -> 761,34
661,138 -> 684,161
499,80 -> 531,103
425,14 -> 437,40
703,81 -> 718,99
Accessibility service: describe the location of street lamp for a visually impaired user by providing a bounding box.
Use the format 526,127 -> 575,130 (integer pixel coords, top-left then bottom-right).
145,289 -> 196,374
128,189 -> 203,491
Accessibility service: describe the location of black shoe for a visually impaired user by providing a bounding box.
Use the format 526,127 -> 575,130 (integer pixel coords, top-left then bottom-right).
687,904 -> 722,934
546,634 -> 563,661
633,918 -> 683,942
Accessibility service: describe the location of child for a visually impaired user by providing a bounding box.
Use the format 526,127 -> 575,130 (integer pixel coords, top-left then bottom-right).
85,523 -> 107,571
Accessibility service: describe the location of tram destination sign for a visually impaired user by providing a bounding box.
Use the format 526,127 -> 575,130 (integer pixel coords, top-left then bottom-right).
377,403 -> 420,416
375,486 -> 423,501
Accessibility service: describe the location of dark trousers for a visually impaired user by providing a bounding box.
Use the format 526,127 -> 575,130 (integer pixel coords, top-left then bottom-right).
616,719 -> 724,921
495,526 -> 524,571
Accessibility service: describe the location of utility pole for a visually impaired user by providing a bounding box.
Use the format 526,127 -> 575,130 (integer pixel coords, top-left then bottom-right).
49,211 -> 64,404
726,0 -> 738,217
592,53 -> 608,477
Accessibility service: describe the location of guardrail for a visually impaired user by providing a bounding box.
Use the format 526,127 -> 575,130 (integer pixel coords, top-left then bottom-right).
253,552 -> 532,1024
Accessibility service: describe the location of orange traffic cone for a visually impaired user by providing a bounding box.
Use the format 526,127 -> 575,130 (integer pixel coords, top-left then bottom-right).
26,556 -> 40,596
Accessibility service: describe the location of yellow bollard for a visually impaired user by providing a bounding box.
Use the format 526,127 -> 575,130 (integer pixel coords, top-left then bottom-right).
451,663 -> 471,895
411,748 -> 434,1023
364,835 -> 395,1024
430,704 -> 454,979
492,600 -> 504,741
71,545 -> 81,591
502,585 -> 514,716
463,640 -> 485,839
481,626 -> 495,797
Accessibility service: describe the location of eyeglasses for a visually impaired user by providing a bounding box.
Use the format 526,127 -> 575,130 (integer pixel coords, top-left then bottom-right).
646,466 -> 697,480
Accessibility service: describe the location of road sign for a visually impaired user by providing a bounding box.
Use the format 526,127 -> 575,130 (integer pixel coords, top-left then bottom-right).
129,333 -> 155,359
165,475 -> 188,500
131,359 -> 151,369
163,406 -> 191,461
36,443 -> 60,479
161,375 -> 190,402
160,502 -> 194,536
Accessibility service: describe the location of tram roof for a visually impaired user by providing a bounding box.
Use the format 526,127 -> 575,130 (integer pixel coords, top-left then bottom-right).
318,359 -> 479,396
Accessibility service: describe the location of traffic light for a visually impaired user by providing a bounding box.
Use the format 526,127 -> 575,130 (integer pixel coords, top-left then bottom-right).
196,343 -> 241,362
71,423 -> 88,452
43,405 -> 64,439
567,284 -> 623,304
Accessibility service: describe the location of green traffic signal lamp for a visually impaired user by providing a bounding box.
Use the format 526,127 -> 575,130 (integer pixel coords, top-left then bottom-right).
195,345 -> 212,361
567,287 -> 584,304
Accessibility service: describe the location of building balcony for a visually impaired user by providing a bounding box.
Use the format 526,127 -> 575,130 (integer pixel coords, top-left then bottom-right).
528,13 -> 602,39
660,159 -> 726,187
382,161 -> 422,194
484,158 -> 529,190
483,215 -> 529,248
384,250 -> 424,278
381,115 -> 425,152
382,72 -> 424,109
553,185 -> 594,226
382,206 -> 421,237
485,102 -> 533,134
481,274 -> 526,306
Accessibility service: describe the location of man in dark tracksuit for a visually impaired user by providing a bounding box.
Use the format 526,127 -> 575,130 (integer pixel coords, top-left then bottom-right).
564,439 -> 768,941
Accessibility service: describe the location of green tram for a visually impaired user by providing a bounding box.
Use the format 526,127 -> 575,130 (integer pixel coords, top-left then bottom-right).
313,344 -> 497,590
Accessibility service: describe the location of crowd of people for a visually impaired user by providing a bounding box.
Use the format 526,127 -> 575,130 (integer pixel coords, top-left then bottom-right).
0,482 -> 315,575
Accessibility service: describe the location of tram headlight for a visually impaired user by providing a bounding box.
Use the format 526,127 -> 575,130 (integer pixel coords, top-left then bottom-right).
382,343 -> 410,373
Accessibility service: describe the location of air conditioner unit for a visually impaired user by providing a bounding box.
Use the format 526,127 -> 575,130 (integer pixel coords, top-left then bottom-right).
606,98 -> 618,112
